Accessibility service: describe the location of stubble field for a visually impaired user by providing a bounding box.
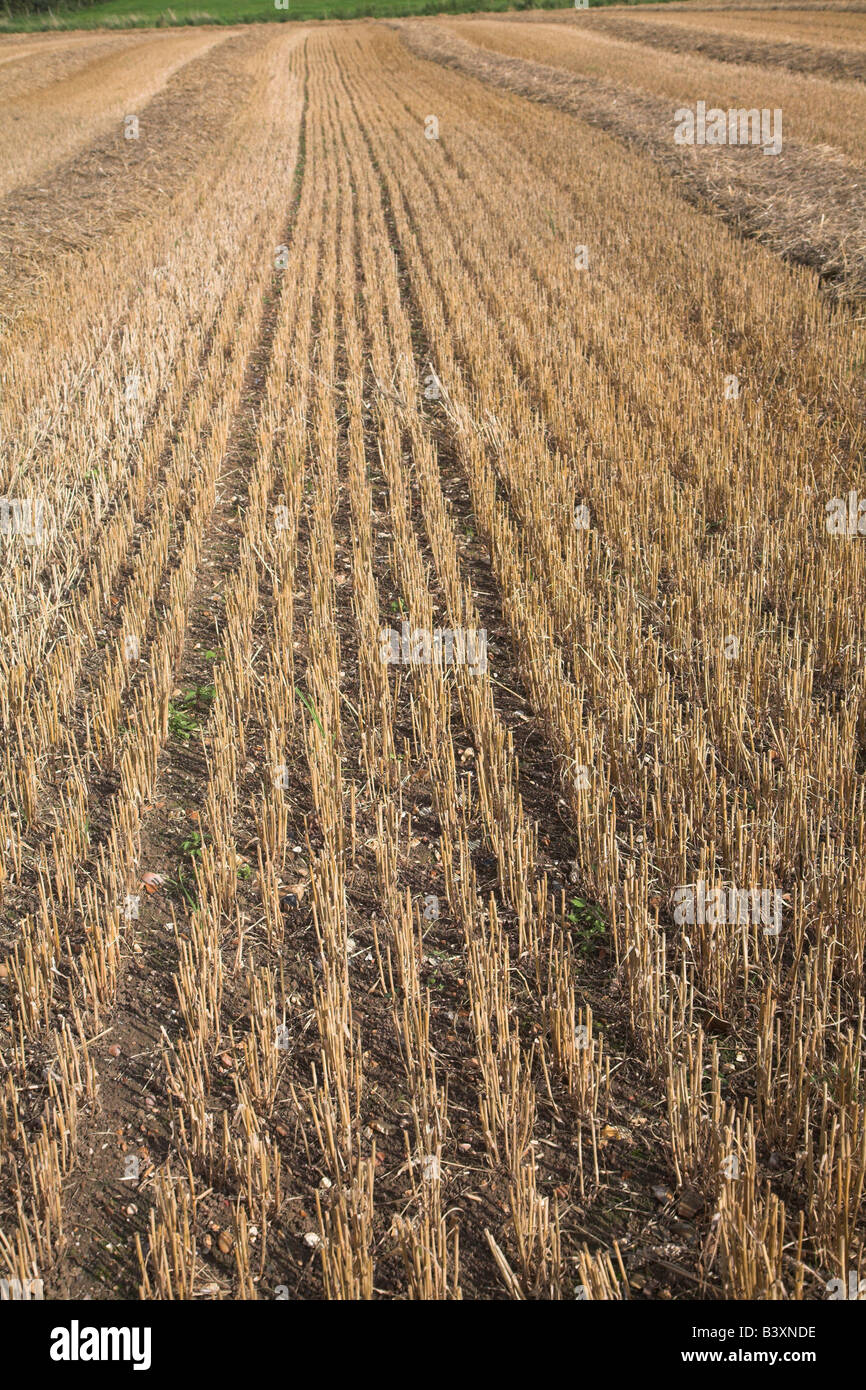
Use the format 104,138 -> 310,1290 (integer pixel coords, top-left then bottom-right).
1,4 -> 865,1305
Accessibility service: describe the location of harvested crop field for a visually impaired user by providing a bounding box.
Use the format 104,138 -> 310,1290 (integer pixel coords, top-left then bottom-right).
1,4 -> 865,1324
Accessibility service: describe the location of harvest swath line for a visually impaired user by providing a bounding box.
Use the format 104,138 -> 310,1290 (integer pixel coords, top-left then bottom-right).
398,19 -> 866,300
53,43 -> 312,1299
0,29 -> 263,315
345,29 -> 635,1134
1,13 -> 864,1309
